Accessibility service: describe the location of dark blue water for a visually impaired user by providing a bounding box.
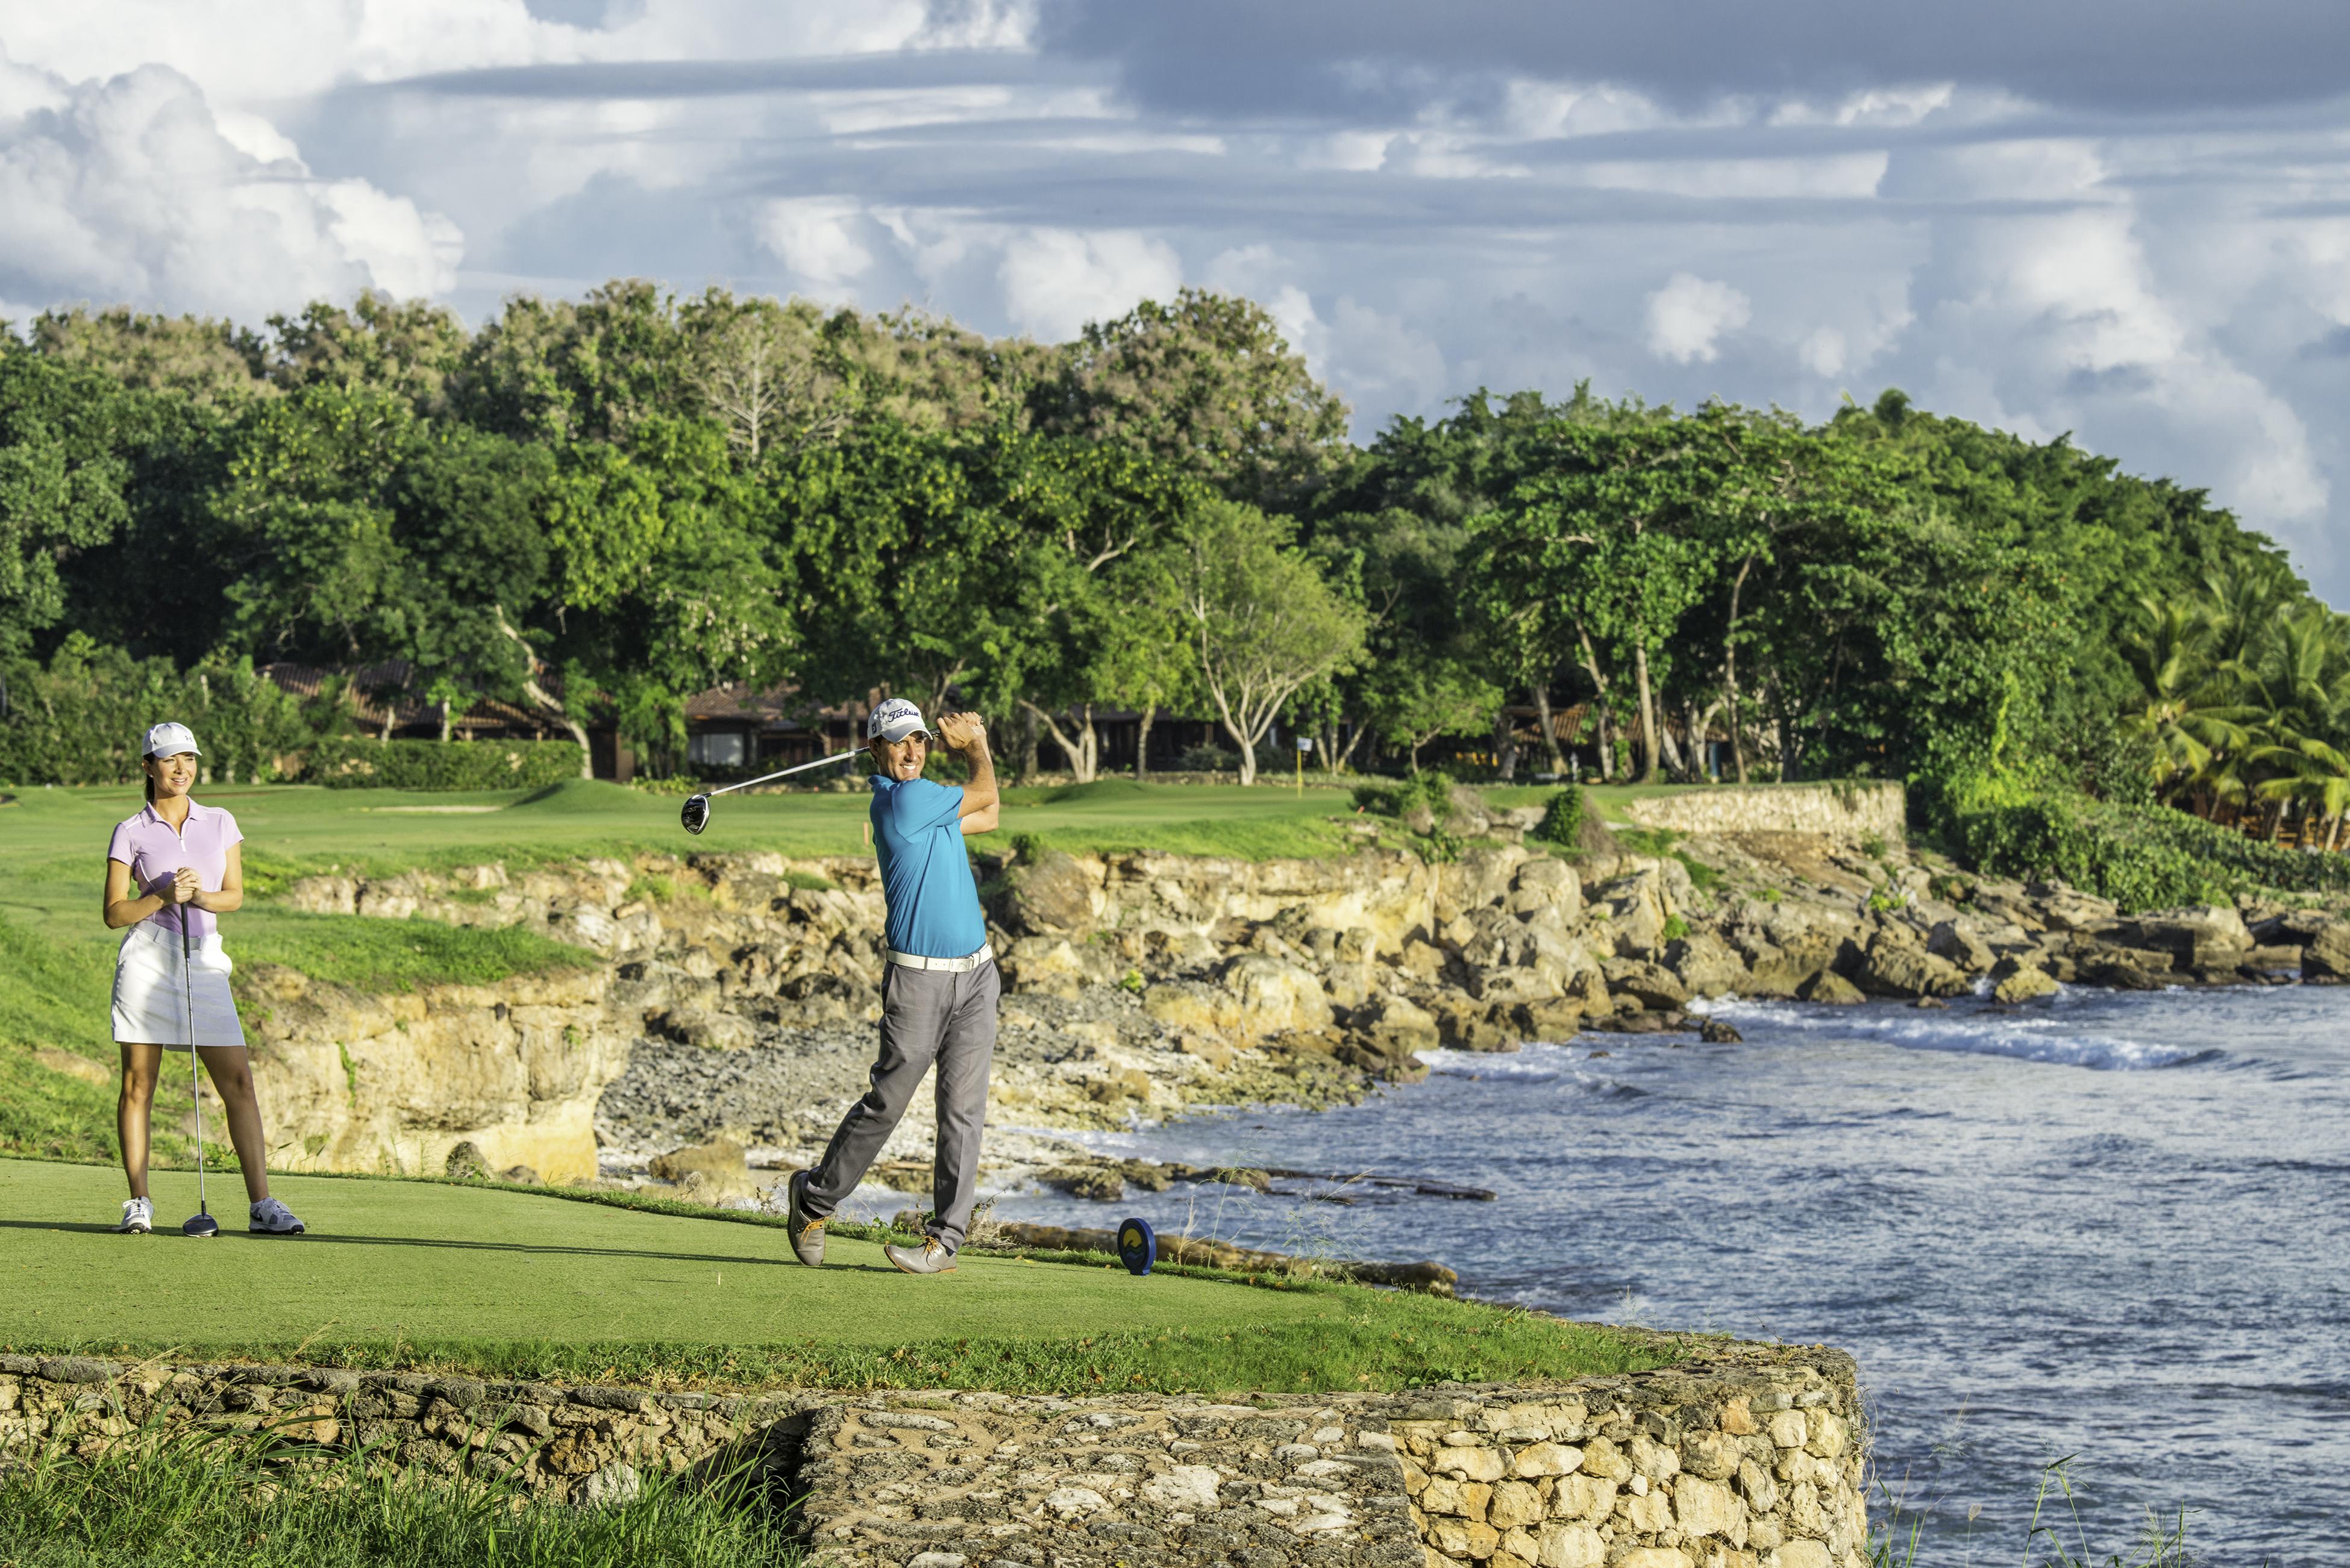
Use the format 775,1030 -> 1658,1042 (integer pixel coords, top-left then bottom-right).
989,988 -> 2350,1562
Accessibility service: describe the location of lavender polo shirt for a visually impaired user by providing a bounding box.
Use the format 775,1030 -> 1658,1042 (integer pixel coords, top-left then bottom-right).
107,801 -> 244,940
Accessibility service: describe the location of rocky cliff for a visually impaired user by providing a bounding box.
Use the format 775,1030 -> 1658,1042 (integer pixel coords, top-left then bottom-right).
268,811 -> 2350,1191
232,961 -> 631,1186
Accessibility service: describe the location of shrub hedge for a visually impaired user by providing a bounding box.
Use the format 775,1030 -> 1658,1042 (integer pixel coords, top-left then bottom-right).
308,738 -> 584,791
1952,791 -> 2350,912
1534,786 -> 1585,849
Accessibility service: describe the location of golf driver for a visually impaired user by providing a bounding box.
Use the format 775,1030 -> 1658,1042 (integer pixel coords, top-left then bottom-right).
679,748 -> 873,834
180,907 -> 218,1238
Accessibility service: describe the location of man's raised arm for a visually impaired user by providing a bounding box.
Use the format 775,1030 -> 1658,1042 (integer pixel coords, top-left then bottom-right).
936,712 -> 998,822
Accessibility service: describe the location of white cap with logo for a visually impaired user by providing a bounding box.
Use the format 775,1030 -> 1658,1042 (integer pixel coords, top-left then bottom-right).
143,721 -> 201,758
865,698 -> 927,744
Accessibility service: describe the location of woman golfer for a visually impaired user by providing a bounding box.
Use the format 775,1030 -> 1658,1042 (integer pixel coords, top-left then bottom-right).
102,722 -> 304,1237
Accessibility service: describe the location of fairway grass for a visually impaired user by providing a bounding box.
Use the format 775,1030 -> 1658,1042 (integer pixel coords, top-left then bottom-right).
1,1159 -> 1672,1396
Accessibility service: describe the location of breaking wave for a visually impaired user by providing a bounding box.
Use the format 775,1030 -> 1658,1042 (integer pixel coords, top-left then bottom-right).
1699,996 -> 2209,1071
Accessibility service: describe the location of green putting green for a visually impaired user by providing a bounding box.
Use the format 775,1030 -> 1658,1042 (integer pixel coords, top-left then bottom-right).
0,1159 -> 1672,1394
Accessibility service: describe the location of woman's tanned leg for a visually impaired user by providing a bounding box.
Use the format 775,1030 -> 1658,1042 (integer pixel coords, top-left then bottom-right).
196,1046 -> 271,1202
118,1043 -> 161,1201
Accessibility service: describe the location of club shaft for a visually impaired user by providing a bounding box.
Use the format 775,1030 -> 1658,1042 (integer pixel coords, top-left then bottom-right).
184,920 -> 207,1216
702,749 -> 863,799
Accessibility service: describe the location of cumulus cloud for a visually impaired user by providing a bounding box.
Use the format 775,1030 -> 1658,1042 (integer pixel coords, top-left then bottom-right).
1646,273 -> 1750,364
997,226 -> 1180,340
0,51 -> 459,319
759,196 -> 876,293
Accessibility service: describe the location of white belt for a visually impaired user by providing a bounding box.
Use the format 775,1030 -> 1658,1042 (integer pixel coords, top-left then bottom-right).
886,943 -> 993,973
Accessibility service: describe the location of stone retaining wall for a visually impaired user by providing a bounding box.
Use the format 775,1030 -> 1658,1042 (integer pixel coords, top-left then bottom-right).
1620,783 -> 1904,844
0,1342 -> 1863,1568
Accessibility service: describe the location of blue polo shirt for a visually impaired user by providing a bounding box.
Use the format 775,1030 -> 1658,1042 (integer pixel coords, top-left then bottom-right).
868,775 -> 987,959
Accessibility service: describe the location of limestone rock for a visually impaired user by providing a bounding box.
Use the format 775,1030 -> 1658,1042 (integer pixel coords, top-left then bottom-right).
1505,856 -> 1582,920
658,1007 -> 755,1051
2296,917 -> 2350,979
645,1140 -> 756,1202
1000,849 -> 1098,936
445,1141 -> 491,1181
1000,935 -> 1112,999
1514,997 -> 1586,1042
1925,919 -> 1996,973
2248,908 -> 2330,946
1853,932 -> 1970,999
1990,964 -> 2059,1004
2093,904 -> 2252,964
1597,867 -> 1676,954
1798,968 -> 1864,1005
1353,992 -> 1441,1054
1604,959 -> 1690,1011
1663,932 -> 1750,997
2033,883 -> 2119,931
1698,1017 -> 1743,1043
1218,952 -> 1336,1034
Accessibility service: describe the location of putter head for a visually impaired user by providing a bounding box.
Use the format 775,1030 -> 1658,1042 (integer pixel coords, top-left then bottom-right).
182,1212 -> 219,1238
680,794 -> 710,835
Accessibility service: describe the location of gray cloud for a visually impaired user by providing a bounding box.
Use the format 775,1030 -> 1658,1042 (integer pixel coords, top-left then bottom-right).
1026,0 -> 2350,115
380,48 -> 1080,100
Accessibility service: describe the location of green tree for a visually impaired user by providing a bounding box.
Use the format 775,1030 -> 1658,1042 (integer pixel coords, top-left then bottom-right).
542,419 -> 793,769
0,354 -> 134,659
1471,423 -> 1717,784
1035,290 -> 1349,508
1173,501 -> 1365,786
27,307 -> 269,407
267,292 -> 469,413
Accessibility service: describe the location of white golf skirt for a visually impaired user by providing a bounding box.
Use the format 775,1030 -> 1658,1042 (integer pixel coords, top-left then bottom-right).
111,921 -> 245,1050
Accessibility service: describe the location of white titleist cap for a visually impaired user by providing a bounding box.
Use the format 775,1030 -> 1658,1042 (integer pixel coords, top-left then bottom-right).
143,721 -> 201,758
866,698 -> 927,743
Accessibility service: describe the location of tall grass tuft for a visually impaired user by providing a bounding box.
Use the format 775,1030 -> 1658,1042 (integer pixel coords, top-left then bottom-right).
0,1419 -> 800,1568
1871,1456 -> 2199,1568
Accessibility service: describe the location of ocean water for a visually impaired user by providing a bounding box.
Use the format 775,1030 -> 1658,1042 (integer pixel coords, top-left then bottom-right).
982,986 -> 2350,1561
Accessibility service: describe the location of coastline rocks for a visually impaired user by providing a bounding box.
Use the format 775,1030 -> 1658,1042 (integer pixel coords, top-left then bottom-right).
1990,963 -> 2060,1004
1799,969 -> 1866,1005
1001,849 -> 1100,937
1852,932 -> 1971,999
271,823 -> 2350,1196
2295,918 -> 2350,978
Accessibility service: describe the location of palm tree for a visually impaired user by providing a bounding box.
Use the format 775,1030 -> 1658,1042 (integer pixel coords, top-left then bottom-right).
2119,595 -> 2255,811
2249,732 -> 2350,850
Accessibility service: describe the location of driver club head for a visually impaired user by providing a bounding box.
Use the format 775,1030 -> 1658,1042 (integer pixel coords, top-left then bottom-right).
680,794 -> 710,835
182,1212 -> 219,1238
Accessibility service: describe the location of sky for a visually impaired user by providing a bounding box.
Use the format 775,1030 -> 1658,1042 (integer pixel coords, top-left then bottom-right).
3,1 -> 2348,596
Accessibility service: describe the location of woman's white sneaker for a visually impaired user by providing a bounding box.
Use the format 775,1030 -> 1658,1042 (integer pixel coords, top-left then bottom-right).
249,1197 -> 305,1234
118,1196 -> 153,1234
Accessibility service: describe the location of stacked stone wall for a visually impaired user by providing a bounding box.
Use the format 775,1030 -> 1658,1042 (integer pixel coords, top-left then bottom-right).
0,1343 -> 1862,1568
1619,783 -> 1905,843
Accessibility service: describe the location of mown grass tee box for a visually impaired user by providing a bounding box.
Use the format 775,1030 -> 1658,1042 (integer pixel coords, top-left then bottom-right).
1,1160 -> 1672,1396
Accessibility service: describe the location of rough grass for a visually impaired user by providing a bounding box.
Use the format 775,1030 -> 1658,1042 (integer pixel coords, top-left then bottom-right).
0,1422 -> 797,1568
233,916 -> 600,996
0,1160 -> 1672,1396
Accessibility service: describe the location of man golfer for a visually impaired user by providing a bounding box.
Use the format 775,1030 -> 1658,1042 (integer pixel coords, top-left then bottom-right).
788,698 -> 998,1275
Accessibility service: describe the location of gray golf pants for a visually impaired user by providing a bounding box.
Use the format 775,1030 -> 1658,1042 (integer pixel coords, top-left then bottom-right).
803,958 -> 998,1252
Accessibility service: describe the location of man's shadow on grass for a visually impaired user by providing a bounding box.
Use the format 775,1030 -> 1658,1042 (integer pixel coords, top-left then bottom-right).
0,1220 -> 904,1271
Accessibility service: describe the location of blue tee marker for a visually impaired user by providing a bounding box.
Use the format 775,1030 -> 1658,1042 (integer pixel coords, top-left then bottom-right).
1118,1217 -> 1156,1276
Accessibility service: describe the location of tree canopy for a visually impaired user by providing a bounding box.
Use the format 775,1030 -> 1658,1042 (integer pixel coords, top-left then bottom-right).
0,286 -> 2322,824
